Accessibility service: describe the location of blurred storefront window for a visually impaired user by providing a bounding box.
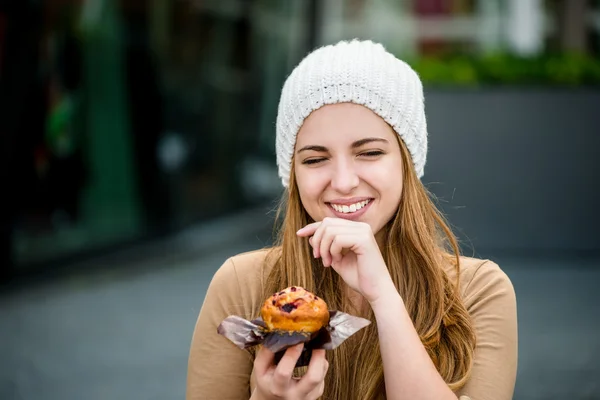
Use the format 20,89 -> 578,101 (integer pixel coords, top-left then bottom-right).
0,0 -> 313,271
2,0 -> 144,268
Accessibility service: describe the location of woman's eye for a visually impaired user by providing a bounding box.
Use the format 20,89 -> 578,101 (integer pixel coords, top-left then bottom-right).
302,158 -> 326,165
359,150 -> 384,157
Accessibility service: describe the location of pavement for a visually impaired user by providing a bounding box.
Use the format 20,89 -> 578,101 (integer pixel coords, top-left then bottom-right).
0,206 -> 598,400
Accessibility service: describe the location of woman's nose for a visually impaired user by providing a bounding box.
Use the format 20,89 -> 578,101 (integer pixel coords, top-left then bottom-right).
330,160 -> 359,194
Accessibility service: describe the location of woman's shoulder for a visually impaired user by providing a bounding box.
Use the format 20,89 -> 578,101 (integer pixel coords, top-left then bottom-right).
226,246 -> 279,279
453,255 -> 516,307
454,255 -> 505,280
207,247 -> 280,318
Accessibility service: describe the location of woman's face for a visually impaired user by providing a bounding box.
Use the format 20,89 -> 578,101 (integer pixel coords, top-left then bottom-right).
294,103 -> 404,236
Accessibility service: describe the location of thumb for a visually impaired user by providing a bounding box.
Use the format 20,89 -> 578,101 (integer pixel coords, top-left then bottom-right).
253,345 -> 275,375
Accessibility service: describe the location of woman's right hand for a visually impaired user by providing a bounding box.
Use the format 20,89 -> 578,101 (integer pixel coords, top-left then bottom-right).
251,343 -> 329,400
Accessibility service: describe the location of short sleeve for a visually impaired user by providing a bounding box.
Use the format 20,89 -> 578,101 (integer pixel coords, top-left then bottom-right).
186,258 -> 255,400
456,261 -> 518,400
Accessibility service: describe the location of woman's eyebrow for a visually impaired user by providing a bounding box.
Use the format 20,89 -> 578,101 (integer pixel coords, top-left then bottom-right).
296,145 -> 328,154
296,138 -> 388,154
351,137 -> 389,148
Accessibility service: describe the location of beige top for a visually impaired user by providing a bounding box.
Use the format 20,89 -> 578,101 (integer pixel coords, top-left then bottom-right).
186,249 -> 518,400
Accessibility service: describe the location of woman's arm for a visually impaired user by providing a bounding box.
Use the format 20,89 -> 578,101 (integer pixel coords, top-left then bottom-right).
298,219 -> 458,399
186,258 -> 255,400
371,283 -> 459,400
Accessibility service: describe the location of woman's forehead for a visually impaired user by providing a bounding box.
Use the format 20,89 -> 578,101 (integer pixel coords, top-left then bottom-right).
296,103 -> 394,145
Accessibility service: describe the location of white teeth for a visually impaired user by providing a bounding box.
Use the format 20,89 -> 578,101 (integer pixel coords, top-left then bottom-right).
330,200 -> 371,214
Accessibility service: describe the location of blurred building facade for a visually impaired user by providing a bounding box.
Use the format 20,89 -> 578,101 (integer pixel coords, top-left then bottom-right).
1,0 -> 599,276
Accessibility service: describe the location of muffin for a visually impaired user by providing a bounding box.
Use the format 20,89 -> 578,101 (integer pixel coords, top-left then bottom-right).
260,286 -> 329,333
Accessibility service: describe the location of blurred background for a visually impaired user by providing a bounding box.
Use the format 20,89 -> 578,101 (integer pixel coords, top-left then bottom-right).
0,0 -> 599,399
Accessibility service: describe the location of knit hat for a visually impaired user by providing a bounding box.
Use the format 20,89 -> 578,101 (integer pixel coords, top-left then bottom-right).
275,39 -> 428,188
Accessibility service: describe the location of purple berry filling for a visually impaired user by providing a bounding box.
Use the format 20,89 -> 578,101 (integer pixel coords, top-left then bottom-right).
281,303 -> 297,313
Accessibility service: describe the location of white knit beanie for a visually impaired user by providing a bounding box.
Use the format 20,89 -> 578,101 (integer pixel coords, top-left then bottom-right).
276,39 -> 428,188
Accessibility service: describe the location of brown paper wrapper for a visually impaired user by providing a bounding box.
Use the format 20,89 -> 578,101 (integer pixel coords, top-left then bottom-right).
217,310 -> 371,367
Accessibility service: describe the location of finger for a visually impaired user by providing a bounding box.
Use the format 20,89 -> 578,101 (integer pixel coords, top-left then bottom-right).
253,345 -> 275,375
272,343 -> 304,389
319,227 -> 345,267
295,349 -> 328,395
310,222 -> 326,259
296,222 -> 321,237
330,234 -> 354,265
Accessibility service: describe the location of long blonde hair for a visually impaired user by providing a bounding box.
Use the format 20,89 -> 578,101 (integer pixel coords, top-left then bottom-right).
262,137 -> 476,399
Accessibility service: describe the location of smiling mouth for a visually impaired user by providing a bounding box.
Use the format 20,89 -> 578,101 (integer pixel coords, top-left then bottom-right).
327,199 -> 372,214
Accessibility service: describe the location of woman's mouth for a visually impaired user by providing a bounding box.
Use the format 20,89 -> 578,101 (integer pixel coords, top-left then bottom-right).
326,199 -> 373,220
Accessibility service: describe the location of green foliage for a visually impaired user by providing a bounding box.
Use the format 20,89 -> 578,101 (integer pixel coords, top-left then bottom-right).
408,52 -> 600,87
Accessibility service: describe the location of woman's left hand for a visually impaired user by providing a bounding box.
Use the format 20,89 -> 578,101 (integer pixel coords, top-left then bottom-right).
296,217 -> 394,304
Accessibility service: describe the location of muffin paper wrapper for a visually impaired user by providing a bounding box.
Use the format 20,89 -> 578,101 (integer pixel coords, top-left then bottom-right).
217,310 -> 371,355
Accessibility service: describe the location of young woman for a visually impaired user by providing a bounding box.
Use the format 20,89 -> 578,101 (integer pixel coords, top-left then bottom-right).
186,39 -> 518,400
